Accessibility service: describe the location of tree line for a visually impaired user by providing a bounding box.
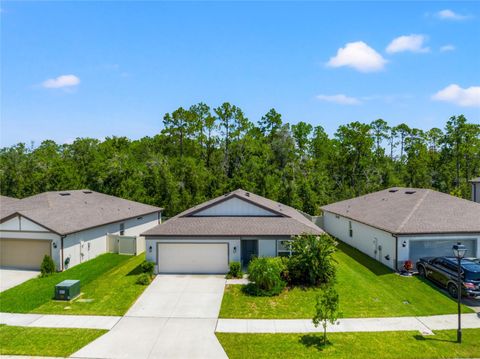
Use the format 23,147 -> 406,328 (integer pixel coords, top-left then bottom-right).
1,103 -> 479,217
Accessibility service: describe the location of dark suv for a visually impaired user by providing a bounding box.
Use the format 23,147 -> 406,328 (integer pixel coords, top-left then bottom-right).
416,257 -> 480,299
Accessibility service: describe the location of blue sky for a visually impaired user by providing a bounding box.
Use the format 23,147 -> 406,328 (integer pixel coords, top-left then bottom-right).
1,1 -> 479,147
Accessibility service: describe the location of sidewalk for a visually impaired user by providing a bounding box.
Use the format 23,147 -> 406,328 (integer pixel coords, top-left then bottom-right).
216,313 -> 480,334
0,312 -> 120,330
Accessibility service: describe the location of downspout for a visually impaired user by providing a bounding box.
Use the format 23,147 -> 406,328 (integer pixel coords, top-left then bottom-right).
394,235 -> 398,272
60,235 -> 66,271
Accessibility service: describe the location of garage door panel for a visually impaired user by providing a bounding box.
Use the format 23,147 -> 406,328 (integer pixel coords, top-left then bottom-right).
410,239 -> 477,268
0,239 -> 51,270
158,243 -> 228,274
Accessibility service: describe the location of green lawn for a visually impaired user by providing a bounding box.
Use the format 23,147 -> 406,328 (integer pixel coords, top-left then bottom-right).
0,253 -> 148,315
216,329 -> 480,359
219,242 -> 473,318
0,325 -> 106,357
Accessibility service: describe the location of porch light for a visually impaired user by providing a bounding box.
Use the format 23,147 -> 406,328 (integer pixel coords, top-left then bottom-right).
452,242 -> 467,344
233,246 -> 237,254
149,246 -> 153,253
402,240 -> 407,248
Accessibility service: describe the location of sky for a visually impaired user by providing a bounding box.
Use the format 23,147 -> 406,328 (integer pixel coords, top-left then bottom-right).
1,1 -> 479,147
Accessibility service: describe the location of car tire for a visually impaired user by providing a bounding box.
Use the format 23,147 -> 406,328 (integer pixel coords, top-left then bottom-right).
448,283 -> 458,298
417,265 -> 426,278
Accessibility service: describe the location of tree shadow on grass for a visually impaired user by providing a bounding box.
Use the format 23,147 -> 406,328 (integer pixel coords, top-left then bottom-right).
336,241 -> 391,276
413,334 -> 456,344
127,265 -> 143,276
299,334 -> 332,351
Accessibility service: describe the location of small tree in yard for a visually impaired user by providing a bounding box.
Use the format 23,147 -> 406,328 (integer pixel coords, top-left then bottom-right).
312,285 -> 340,346
40,255 -> 56,277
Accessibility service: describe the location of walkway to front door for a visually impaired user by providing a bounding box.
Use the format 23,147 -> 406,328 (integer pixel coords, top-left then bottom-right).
71,275 -> 228,359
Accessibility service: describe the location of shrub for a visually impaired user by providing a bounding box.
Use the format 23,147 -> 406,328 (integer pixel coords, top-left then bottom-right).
246,257 -> 286,296
136,273 -> 152,285
226,261 -> 243,279
140,261 -> 155,276
288,234 -> 337,286
40,255 -> 56,277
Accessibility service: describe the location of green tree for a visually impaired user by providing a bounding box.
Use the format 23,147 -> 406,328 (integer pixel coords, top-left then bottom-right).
312,285 -> 340,346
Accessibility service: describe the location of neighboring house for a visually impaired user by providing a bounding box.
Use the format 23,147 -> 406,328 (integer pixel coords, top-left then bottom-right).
321,187 -> 480,270
143,189 -> 324,274
471,177 -> 480,203
0,190 -> 163,271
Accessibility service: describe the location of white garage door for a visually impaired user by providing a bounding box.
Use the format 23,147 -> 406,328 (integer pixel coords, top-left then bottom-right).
410,239 -> 477,267
0,238 -> 52,270
158,243 -> 229,274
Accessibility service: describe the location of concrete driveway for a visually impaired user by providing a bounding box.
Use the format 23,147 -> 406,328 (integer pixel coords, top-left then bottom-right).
0,268 -> 39,292
72,275 -> 228,359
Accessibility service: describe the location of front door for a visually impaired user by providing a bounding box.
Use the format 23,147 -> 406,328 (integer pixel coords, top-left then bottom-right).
241,240 -> 258,268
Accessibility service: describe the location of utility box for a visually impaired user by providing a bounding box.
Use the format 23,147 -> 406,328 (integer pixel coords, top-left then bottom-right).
55,280 -> 80,301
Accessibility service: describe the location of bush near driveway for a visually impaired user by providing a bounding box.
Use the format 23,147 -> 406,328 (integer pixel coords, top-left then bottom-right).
226,261 -> 243,279
216,329 -> 480,359
0,253 -> 149,316
0,325 -> 107,357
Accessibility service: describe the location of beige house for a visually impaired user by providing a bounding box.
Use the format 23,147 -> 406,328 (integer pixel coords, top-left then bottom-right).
143,189 -> 323,274
0,190 -> 162,270
322,187 -> 480,270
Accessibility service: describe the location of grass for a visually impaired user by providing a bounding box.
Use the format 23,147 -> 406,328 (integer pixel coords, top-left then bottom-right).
216,329 -> 480,359
219,241 -> 473,318
0,253 -> 148,315
0,325 -> 106,357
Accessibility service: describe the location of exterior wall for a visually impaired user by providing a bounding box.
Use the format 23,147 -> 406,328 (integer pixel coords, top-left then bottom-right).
472,182 -> 480,203
192,197 -> 275,216
62,212 -> 159,269
397,233 -> 480,267
323,212 -> 396,269
0,215 -> 62,270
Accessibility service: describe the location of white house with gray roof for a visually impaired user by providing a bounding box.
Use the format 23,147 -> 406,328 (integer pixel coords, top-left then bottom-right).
0,190 -> 162,271
321,187 -> 480,270
143,189 -> 324,274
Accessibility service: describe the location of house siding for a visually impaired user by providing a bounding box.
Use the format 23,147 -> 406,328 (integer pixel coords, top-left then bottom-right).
192,197 -> 276,216
323,211 -> 396,269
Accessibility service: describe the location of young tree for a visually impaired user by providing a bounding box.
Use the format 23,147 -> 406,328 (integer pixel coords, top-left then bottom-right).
312,285 -> 340,346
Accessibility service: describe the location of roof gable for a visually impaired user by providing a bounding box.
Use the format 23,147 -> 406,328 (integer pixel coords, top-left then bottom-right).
189,196 -> 281,217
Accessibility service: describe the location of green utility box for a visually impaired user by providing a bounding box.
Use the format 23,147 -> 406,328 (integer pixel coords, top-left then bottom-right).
55,280 -> 80,301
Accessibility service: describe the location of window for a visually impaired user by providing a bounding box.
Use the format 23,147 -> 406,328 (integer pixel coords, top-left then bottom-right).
120,223 -> 125,235
277,240 -> 292,256
349,221 -> 353,237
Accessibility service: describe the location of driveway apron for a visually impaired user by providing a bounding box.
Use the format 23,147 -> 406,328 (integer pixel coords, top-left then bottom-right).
0,268 -> 39,292
71,275 -> 228,359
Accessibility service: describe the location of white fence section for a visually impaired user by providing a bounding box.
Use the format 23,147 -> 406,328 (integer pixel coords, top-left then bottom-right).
107,234 -> 145,255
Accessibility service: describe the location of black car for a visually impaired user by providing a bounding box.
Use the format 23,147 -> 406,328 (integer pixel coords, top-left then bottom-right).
416,257 -> 480,299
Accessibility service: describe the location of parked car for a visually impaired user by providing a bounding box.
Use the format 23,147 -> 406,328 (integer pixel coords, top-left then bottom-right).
416,257 -> 480,299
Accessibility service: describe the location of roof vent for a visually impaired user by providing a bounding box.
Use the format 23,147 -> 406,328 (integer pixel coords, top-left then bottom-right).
245,192 -> 250,197
405,190 -> 416,194
389,189 -> 398,193
59,192 -> 71,196
83,191 -> 92,194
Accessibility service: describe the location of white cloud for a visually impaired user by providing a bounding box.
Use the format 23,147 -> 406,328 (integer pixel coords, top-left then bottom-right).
436,9 -> 470,21
440,44 -> 455,52
432,84 -> 480,107
386,34 -> 429,54
316,94 -> 362,105
42,74 -> 80,89
326,41 -> 387,73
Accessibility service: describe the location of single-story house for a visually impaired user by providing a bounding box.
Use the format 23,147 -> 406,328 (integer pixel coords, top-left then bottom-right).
321,187 -> 480,270
143,189 -> 324,274
0,190 -> 163,271
471,177 -> 480,203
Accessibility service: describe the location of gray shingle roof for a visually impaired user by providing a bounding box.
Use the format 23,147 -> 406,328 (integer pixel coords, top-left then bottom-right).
143,189 -> 324,237
321,187 -> 480,235
0,190 -> 163,235
470,177 -> 480,183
